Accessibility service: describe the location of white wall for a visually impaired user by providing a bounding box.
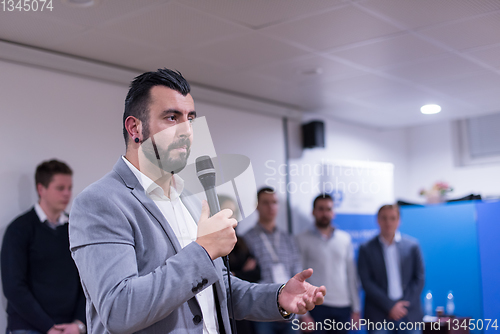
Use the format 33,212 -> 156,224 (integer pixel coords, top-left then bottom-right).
192,101 -> 287,233
286,114 -> 409,233
0,60 -> 128,331
405,120 -> 500,203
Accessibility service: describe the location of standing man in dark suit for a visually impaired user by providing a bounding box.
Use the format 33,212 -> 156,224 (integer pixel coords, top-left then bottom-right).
358,204 -> 424,334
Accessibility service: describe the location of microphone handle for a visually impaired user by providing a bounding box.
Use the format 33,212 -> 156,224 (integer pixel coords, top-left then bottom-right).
205,187 -> 221,217
202,186 -> 237,334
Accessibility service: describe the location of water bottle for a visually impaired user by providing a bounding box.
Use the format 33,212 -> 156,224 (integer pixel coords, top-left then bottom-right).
446,291 -> 455,315
424,291 -> 433,315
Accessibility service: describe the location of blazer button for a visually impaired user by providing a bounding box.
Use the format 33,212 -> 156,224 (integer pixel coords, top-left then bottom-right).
201,279 -> 208,285
193,315 -> 202,325
191,287 -> 198,293
197,282 -> 203,289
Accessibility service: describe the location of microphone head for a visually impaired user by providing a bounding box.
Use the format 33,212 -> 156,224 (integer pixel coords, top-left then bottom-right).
196,156 -> 216,189
196,155 -> 215,173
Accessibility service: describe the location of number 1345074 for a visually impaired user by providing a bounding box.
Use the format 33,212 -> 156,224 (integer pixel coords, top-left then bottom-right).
2,0 -> 53,11
445,318 -> 498,331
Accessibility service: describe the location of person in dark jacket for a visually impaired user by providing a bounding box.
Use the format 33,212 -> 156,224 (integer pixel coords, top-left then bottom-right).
1,159 -> 86,334
358,204 -> 425,334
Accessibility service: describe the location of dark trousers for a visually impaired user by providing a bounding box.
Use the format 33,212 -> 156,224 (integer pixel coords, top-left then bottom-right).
253,321 -> 295,334
309,305 -> 351,334
236,319 -> 257,334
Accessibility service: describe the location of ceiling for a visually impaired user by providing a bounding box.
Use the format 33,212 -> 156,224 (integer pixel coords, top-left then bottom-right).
1,0 -> 500,129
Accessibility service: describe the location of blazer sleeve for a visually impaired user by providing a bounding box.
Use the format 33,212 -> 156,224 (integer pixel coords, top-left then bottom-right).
221,263 -> 284,322
357,243 -> 396,314
402,242 -> 425,306
69,190 -> 221,334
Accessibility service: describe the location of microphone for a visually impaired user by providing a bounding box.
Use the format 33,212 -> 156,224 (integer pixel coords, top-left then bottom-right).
195,156 -> 221,217
195,155 -> 237,334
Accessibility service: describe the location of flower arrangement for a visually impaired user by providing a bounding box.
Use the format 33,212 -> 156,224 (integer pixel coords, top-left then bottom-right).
420,181 -> 453,203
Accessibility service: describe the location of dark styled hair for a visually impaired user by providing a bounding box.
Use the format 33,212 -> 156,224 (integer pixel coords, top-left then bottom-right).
35,159 -> 72,188
122,68 -> 191,146
257,187 -> 275,202
377,204 -> 400,218
313,193 -> 333,209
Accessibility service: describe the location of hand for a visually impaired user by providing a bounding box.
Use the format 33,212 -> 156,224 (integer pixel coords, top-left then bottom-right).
351,312 -> 360,329
52,323 -> 80,334
47,326 -> 63,334
389,300 -> 409,321
278,268 -> 326,314
196,201 -> 238,260
299,313 -> 316,333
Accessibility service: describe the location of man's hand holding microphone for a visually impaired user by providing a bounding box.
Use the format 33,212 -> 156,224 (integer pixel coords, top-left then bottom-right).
196,200 -> 238,260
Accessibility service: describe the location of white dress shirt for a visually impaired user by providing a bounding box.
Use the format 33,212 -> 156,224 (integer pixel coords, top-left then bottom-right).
122,157 -> 218,334
379,231 -> 403,301
34,202 -> 69,228
296,227 -> 360,312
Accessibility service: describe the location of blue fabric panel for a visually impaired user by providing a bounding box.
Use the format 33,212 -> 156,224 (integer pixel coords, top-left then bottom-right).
400,202 -> 483,321
476,201 -> 500,328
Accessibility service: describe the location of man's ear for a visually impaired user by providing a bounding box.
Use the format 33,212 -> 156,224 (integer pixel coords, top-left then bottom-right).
125,116 -> 142,143
36,183 -> 45,198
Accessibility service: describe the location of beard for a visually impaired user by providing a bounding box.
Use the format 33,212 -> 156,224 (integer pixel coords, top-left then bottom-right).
142,135 -> 191,174
315,217 -> 331,228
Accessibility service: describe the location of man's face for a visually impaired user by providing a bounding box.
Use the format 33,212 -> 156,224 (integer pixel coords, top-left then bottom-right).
37,174 -> 72,212
313,198 -> 334,228
140,86 -> 196,174
377,208 -> 400,236
257,192 -> 278,222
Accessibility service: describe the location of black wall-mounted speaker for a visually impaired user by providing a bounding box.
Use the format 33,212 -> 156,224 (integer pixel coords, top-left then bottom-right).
302,121 -> 325,148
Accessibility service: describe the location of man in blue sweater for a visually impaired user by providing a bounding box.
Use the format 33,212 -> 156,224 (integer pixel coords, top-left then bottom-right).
1,160 -> 86,334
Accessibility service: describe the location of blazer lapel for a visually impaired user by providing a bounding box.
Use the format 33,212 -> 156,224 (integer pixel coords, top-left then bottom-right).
113,158 -> 182,253
375,238 -> 389,293
115,158 -> 228,330
181,190 -> 229,333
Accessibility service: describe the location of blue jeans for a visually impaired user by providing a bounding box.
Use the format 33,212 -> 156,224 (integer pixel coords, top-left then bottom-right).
309,305 -> 351,334
254,321 -> 295,334
8,331 -> 43,334
368,319 -> 422,334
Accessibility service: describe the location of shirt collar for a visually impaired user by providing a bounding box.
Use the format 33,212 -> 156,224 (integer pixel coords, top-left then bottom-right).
122,156 -> 184,201
256,221 -> 277,234
379,231 -> 401,246
311,224 -> 334,240
34,202 -> 68,225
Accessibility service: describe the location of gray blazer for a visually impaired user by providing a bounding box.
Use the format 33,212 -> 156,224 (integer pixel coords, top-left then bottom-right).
357,235 -> 424,323
69,158 -> 283,334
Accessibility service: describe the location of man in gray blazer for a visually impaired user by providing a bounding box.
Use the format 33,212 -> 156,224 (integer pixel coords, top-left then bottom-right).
69,68 -> 326,334
357,204 -> 424,334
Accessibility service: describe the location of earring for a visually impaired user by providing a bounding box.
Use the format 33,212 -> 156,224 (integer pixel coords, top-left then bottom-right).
134,137 -> 140,143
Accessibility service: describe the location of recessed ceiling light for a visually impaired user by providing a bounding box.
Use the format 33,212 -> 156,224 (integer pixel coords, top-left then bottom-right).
420,104 -> 441,114
62,0 -> 97,8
